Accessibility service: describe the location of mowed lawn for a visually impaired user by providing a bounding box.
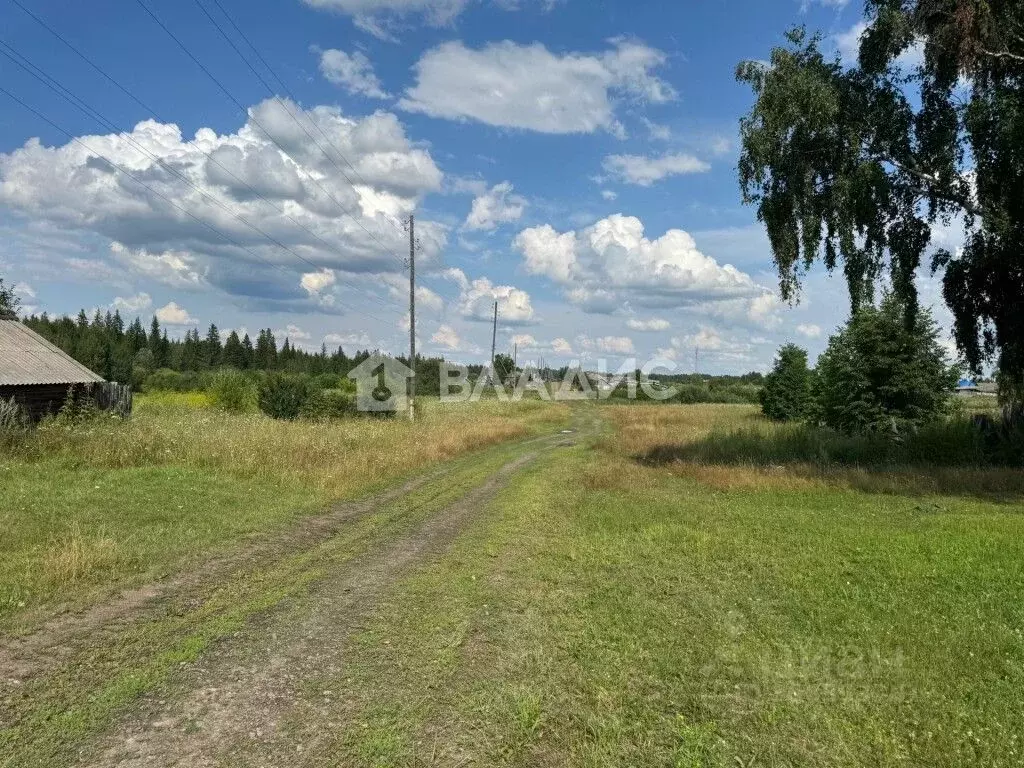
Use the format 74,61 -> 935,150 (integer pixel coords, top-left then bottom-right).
303,404 -> 1024,767
0,396 -> 567,634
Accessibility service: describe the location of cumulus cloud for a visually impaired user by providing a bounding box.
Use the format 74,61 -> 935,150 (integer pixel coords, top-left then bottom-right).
601,189 -> 617,201
601,152 -> 710,186
627,317 -> 669,331
445,267 -> 535,324
0,99 -> 444,309
399,39 -> 675,135
430,323 -> 463,350
111,292 -> 153,313
551,337 -> 573,355
155,301 -> 196,325
302,0 -> 554,39
324,331 -> 372,347
796,323 -> 822,339
317,48 -> 390,98
464,181 -> 527,231
577,334 -> 635,355
514,214 -> 772,320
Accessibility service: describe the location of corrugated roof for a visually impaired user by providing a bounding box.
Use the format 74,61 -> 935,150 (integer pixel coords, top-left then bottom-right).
0,320 -> 105,386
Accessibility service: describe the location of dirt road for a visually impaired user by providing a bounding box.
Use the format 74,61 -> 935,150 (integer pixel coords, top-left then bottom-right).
0,416 -> 591,767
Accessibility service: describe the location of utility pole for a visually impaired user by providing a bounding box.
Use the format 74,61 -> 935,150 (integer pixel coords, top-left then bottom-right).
490,300 -> 498,381
408,214 -> 416,422
694,346 -> 699,376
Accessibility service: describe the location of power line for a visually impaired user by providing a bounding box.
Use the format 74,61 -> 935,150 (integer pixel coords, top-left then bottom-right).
201,0 -> 406,232
0,84 -> 403,332
130,0 -> 408,269
5,0 -> 397,282
0,37 -> 405,320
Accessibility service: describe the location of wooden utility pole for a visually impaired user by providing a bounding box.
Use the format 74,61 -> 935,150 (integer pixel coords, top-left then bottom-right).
490,300 -> 498,381
408,214 -> 416,422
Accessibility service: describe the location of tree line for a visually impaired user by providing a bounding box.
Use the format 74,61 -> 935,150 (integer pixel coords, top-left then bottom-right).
17,306 -> 448,395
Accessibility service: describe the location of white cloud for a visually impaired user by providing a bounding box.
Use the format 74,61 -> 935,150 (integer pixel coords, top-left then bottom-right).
302,0 -> 553,39
13,281 -> 36,299
514,214 -> 770,318
155,301 -> 196,325
641,118 -> 671,141
551,337 -> 573,355
0,99 -> 444,309
627,317 -> 669,331
279,323 -> 312,341
796,323 -> 822,339
111,292 -> 152,313
835,20 -> 924,70
601,152 -> 710,186
445,268 -> 535,324
109,242 -> 206,289
430,323 -> 463,350
464,181 -> 527,231
301,268 -> 337,295
325,331 -> 372,347
399,39 -> 675,135
577,334 -> 635,355
601,189 -> 617,201
379,272 -> 445,313
317,48 -> 389,98
510,333 -> 537,347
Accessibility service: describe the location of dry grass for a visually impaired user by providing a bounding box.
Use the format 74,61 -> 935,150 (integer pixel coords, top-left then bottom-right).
11,397 -> 568,499
598,403 -> 1024,499
41,524 -> 123,588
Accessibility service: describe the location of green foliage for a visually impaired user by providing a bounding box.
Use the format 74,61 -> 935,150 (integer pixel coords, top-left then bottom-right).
258,373 -> 309,420
737,10 -> 1024,389
0,276 -> 21,319
493,353 -> 515,383
813,297 -> 957,434
207,368 -> 258,413
759,344 -> 813,421
299,388 -> 356,420
0,397 -> 29,433
675,383 -> 761,405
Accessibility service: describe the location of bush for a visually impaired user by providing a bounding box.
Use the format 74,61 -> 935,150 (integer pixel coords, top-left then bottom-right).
299,388 -> 356,420
208,368 -> 257,413
0,397 -> 29,432
258,373 -> 309,420
814,296 -> 957,434
760,344 -> 813,421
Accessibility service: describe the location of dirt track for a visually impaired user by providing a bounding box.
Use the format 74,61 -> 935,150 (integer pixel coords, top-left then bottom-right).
0,419 -> 587,768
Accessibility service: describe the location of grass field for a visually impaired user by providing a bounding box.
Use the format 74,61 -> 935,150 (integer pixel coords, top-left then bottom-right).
3,401 -> 1023,767
0,395 -> 567,633
290,404 -> 1024,767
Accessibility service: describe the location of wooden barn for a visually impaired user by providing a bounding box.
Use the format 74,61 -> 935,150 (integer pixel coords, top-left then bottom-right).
0,319 -> 129,422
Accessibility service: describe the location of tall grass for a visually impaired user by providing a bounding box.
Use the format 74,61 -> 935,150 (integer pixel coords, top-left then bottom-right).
7,396 -> 569,499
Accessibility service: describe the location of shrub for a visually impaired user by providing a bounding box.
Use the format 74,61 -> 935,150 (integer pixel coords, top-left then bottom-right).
208,368 -> 258,413
299,388 -> 355,420
760,344 -> 813,421
814,296 -> 958,434
0,397 -> 29,432
258,373 -> 309,420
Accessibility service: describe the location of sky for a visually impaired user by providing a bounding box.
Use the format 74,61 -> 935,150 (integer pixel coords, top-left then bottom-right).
0,0 -> 962,374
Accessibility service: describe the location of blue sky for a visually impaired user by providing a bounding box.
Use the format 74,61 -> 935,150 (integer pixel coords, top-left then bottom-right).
0,0 -> 959,372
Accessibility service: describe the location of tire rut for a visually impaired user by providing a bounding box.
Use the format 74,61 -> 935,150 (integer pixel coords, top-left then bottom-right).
0,466 -> 451,687
79,449 -> 544,768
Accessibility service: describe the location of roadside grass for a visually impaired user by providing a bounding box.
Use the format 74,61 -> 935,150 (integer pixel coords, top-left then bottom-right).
1,442 -> 533,768
290,403 -> 1024,767
0,397 -> 567,631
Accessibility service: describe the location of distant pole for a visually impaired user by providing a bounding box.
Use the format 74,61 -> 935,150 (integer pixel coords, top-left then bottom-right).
490,300 -> 498,380
513,343 -> 518,371
408,214 -> 416,422
694,346 -> 699,376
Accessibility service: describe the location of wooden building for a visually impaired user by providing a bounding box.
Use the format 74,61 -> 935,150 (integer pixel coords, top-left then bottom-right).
0,319 -> 108,422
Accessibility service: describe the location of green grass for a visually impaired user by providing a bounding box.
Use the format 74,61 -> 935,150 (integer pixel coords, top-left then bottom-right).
282,404 -> 1024,767
0,395 -> 567,632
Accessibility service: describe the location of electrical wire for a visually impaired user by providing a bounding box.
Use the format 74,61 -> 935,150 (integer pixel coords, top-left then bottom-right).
0,84 -> 404,332
0,37 -> 406,320
6,0 -> 403,283
131,0 -> 409,269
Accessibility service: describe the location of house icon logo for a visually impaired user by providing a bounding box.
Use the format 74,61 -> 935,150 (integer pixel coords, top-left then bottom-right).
347,355 -> 415,413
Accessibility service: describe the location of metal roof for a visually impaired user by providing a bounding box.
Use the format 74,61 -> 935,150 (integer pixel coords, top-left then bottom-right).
0,320 -> 105,386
